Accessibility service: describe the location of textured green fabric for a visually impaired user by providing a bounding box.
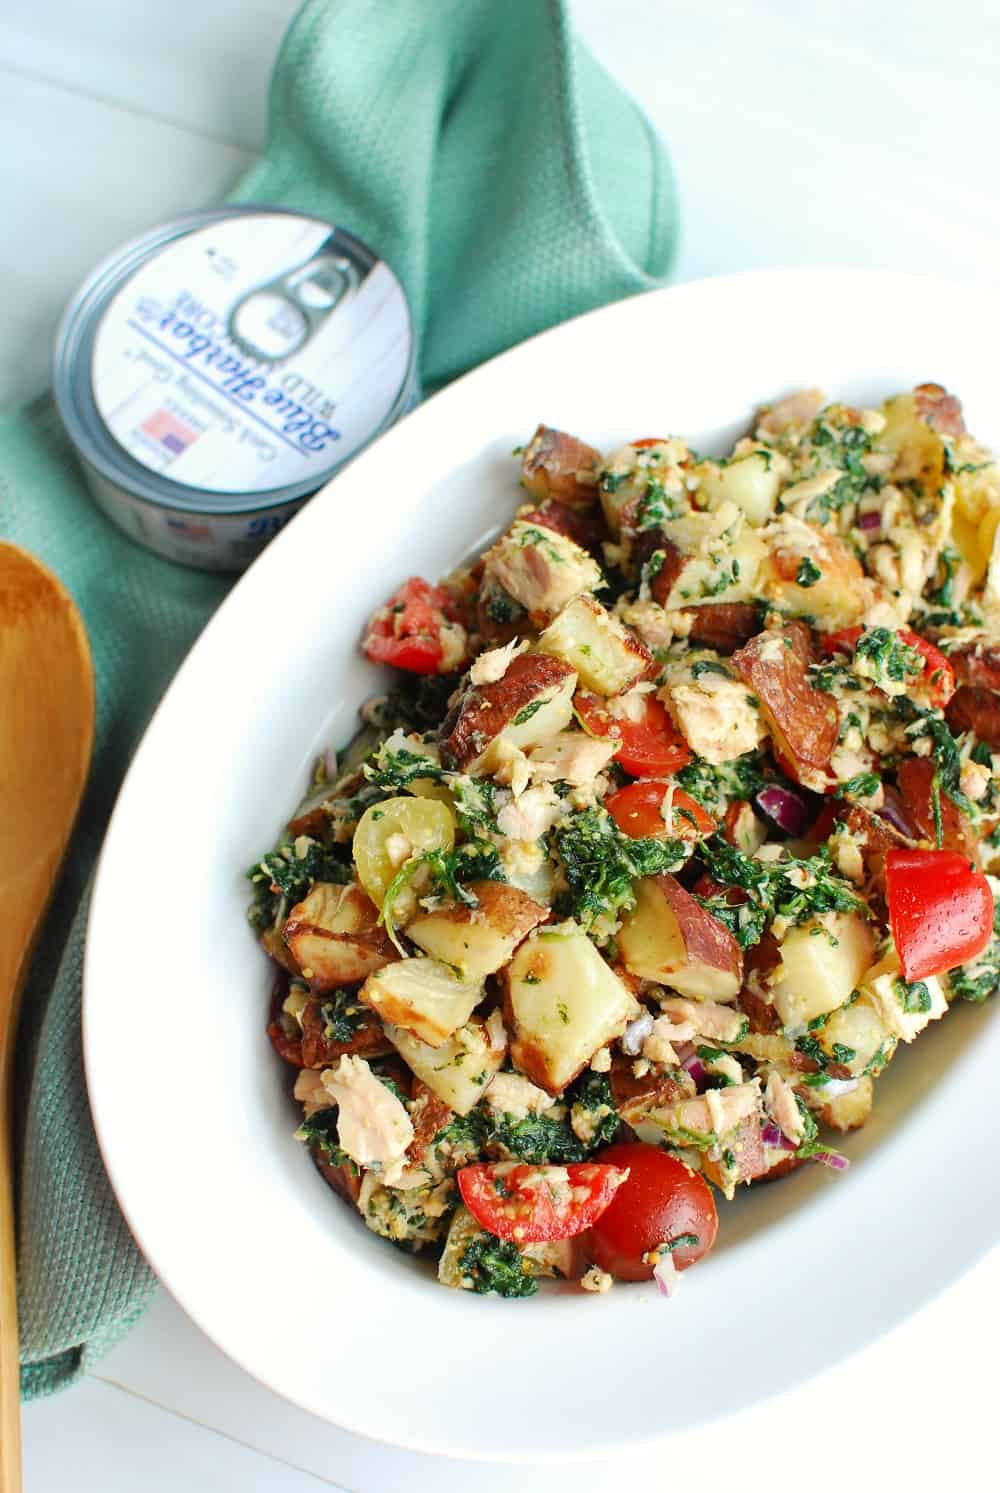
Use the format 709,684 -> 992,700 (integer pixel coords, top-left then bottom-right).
3,0 -> 677,1399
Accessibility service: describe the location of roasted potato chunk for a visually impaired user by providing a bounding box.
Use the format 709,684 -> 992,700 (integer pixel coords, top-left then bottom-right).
360,957 -> 483,1047
537,594 -> 650,696
767,910 -> 876,1027
759,516 -> 869,628
696,450 -> 782,526
617,875 -> 743,1001
406,881 -> 548,981
732,621 -> 838,790
283,882 -> 397,991
439,652 -> 576,772
520,425 -> 601,510
386,1016 -> 506,1114
504,922 -> 640,1094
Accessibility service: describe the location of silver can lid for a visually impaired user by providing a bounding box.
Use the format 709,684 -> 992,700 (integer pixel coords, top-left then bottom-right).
55,208 -> 417,514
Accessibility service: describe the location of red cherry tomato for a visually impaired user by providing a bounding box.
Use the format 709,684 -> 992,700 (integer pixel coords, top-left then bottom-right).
630,437 -> 670,449
583,1142 -> 718,1281
457,1162 -> 629,1245
575,691 -> 691,777
822,625 -> 955,708
605,780 -> 716,841
362,576 -> 460,675
885,847 -> 993,980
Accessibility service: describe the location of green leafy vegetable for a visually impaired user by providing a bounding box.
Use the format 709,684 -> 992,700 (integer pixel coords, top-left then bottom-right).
552,808 -> 686,933
568,1071 -> 621,1149
459,1234 -> 538,1297
247,838 -> 351,929
295,1108 -> 354,1170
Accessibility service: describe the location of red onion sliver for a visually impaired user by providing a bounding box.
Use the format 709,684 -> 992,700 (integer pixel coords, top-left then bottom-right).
652,1253 -> 679,1298
754,784 -> 810,836
812,1150 -> 850,1172
761,1121 -> 796,1151
681,1054 -> 707,1091
858,510 -> 881,531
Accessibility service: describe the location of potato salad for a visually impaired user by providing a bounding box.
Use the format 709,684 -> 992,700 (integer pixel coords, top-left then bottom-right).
249,385 -> 1000,1299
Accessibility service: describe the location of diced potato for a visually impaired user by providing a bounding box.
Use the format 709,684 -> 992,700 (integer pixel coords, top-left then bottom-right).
283,882 -> 397,991
386,1016 -> 506,1114
406,881 -> 548,981
504,922 -> 640,1093
859,951 -> 948,1044
696,451 -> 781,526
759,515 -> 869,628
732,621 -> 839,790
644,507 -> 765,611
484,521 -> 602,623
439,652 -> 576,772
537,595 -> 650,696
520,425 -> 601,511
815,992 -> 891,1077
360,957 -> 483,1047
768,911 -> 876,1028
352,797 -> 455,908
810,1074 -> 874,1132
617,875 -> 743,1001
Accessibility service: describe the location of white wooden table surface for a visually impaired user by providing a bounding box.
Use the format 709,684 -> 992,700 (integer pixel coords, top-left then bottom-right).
5,1 -> 1000,1487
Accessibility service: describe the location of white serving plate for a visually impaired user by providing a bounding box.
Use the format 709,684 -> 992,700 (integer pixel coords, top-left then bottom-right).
85,269 -> 1000,1461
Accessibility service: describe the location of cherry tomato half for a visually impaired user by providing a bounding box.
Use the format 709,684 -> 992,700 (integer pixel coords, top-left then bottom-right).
822,625 -> 955,708
885,847 -> 993,980
630,437 -> 671,450
605,780 -> 716,841
458,1161 -> 628,1245
584,1142 -> 718,1281
575,691 -> 692,778
362,576 -> 457,675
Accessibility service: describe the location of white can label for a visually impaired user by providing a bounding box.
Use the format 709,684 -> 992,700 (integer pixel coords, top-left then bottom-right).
91,214 -> 412,495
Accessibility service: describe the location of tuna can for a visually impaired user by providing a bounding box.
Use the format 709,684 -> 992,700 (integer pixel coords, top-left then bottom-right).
53,207 -> 418,572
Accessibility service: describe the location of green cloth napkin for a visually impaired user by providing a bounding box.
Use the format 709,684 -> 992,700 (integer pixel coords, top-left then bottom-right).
4,0 -> 677,1399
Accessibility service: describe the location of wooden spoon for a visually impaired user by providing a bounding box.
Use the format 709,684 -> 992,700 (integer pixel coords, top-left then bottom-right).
0,544 -> 94,1493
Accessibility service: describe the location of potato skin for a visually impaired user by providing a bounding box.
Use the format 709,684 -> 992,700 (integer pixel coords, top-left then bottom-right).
313,1148 -> 362,1205
520,425 -> 601,510
732,620 -> 838,783
299,996 -> 392,1068
283,883 -> 397,992
631,528 -> 687,604
950,642 -> 1000,692
439,652 -> 575,770
946,684 -> 1000,748
681,602 -> 762,653
608,1053 -> 688,1126
896,755 -> 980,863
518,499 -> 604,557
617,874 -> 743,1000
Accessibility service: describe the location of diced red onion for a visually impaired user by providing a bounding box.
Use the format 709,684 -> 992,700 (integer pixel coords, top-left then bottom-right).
858,510 -> 882,532
876,787 -> 918,840
652,1252 -> 679,1298
682,1055 -> 707,1090
811,1150 -> 850,1172
761,1121 -> 797,1151
622,1012 -> 654,1056
754,785 -> 810,837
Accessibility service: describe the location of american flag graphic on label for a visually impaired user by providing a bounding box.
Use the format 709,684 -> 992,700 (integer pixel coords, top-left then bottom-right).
140,408 -> 200,457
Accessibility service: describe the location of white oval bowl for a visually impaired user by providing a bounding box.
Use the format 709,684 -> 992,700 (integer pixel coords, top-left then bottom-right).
85,269 -> 1000,1461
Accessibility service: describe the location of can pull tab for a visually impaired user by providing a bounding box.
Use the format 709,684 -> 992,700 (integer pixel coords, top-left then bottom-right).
227,253 -> 361,363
